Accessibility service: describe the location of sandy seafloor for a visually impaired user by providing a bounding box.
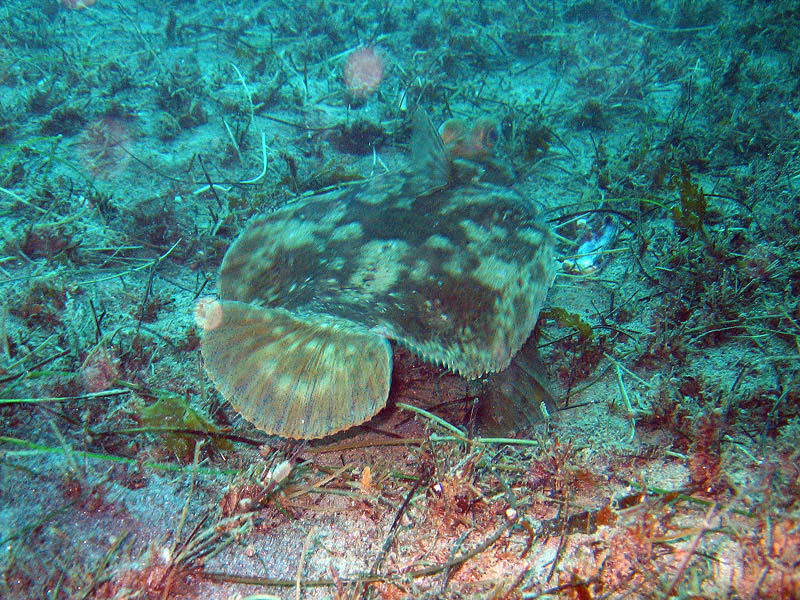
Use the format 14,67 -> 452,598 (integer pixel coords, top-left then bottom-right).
1,0 -> 799,598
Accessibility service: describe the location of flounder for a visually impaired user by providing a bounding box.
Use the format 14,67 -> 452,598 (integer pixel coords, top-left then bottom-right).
200,110 -> 556,439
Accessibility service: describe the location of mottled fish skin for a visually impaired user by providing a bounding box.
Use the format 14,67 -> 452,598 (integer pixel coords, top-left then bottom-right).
220,152 -> 553,377
203,110 -> 555,438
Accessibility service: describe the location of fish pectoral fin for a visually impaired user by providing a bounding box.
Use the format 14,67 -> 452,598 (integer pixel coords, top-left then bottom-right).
476,336 -> 558,435
201,301 -> 392,439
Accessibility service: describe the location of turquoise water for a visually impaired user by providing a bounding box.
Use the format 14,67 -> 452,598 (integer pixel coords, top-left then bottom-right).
1,1 -> 798,598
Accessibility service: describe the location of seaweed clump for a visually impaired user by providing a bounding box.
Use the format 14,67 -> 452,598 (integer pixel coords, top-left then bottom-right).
138,395 -> 231,462
671,163 -> 707,234
329,120 -> 386,155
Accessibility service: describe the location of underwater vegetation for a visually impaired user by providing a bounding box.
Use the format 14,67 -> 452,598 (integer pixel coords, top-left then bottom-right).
0,0 -> 799,598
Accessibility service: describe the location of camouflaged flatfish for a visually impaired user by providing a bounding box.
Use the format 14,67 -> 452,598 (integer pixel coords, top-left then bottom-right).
201,110 -> 555,439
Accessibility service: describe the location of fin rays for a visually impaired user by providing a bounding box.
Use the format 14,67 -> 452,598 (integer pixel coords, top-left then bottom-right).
409,109 -> 450,194
201,301 -> 392,439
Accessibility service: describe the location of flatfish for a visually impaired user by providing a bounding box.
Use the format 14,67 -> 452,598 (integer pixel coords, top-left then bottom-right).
200,110 -> 556,439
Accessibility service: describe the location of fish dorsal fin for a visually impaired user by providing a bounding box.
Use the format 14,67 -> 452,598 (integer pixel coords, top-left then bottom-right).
409,109 -> 450,195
